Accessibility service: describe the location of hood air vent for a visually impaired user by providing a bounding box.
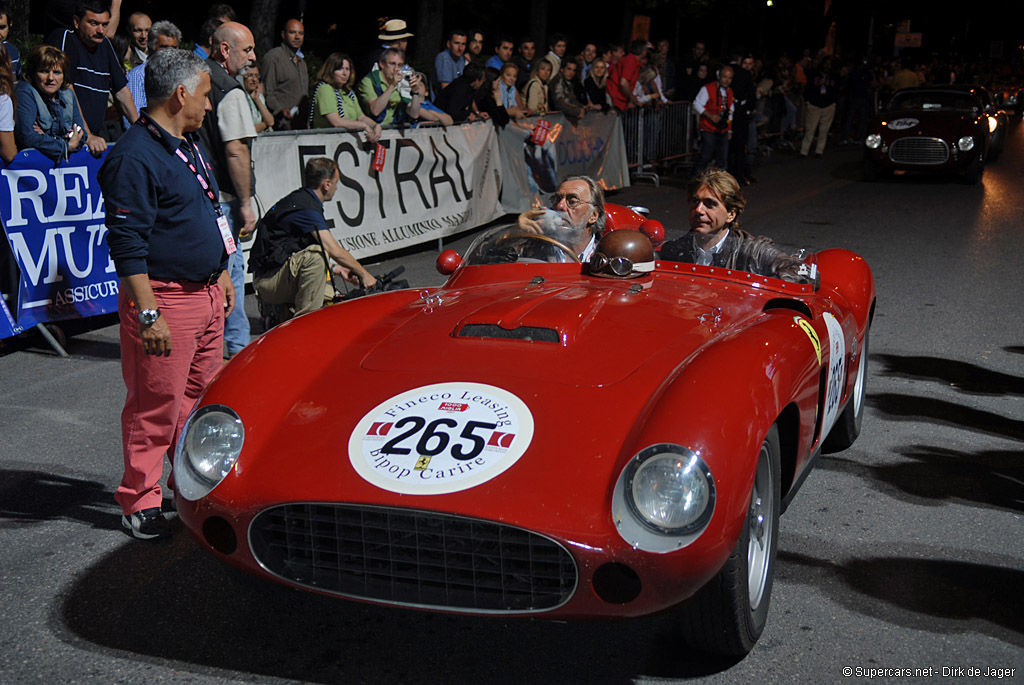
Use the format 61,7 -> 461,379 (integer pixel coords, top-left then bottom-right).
457,324 -> 560,342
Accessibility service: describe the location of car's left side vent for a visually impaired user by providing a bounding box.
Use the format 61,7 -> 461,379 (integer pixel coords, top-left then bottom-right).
457,324 -> 560,342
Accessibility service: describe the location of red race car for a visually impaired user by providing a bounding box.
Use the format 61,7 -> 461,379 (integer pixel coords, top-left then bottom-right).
174,206 -> 875,656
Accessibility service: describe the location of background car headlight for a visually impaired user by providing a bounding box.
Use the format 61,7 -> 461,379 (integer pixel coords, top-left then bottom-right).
174,404 -> 244,501
958,136 -> 975,151
865,134 -> 882,149
612,444 -> 715,553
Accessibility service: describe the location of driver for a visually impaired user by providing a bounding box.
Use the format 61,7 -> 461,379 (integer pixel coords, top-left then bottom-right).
659,168 -> 813,283
516,175 -> 605,261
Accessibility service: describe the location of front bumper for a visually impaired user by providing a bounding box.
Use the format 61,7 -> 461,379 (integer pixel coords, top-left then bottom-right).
179,499 -> 735,619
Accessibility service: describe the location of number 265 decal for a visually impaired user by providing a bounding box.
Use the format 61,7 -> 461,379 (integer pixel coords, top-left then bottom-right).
378,417 -> 500,461
350,383 -> 535,495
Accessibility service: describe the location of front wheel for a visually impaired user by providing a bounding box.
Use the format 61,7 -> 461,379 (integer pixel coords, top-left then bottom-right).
963,158 -> 982,185
678,424 -> 781,656
863,159 -> 881,181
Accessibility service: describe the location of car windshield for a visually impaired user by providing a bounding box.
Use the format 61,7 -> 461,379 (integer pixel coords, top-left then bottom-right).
889,91 -> 978,111
463,224 -> 582,266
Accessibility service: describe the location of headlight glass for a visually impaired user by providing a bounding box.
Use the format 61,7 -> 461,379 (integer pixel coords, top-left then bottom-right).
958,136 -> 975,151
865,134 -> 881,149
174,404 -> 244,501
626,447 -> 714,535
987,116 -> 998,133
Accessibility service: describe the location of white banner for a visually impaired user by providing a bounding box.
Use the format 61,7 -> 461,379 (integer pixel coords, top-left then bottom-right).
497,112 -> 630,214
251,124 -> 504,260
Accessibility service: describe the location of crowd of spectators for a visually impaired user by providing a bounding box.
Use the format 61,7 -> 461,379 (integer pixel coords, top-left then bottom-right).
2,2 -> 1022,174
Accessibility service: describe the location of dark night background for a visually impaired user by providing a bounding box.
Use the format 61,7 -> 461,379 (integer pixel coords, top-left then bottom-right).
19,0 -> 1024,72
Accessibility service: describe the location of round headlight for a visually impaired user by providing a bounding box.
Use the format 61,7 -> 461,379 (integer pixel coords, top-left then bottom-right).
865,134 -> 882,149
629,455 -> 712,533
174,404 -> 244,501
987,116 -> 998,133
612,444 -> 716,553
958,136 -> 975,151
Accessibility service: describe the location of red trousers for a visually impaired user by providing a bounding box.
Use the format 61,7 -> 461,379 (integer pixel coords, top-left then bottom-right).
116,280 -> 225,515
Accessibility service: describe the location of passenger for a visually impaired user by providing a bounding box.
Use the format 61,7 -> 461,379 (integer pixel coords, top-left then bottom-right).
515,175 -> 605,261
660,168 -> 812,283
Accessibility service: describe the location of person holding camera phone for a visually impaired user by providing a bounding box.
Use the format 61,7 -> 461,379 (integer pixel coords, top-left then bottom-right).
692,64 -> 734,174
358,47 -> 424,126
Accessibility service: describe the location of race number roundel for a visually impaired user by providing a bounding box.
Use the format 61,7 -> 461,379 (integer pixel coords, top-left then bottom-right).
349,382 -> 535,495
887,117 -> 919,130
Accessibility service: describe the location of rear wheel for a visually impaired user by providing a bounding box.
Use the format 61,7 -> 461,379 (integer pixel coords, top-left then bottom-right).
679,425 -> 781,656
823,328 -> 869,453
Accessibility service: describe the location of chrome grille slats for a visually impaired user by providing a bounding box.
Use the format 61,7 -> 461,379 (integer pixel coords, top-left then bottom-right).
889,137 -> 950,165
249,503 -> 577,613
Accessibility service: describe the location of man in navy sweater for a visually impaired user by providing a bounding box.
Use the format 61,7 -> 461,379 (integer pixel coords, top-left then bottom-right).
100,49 -> 234,540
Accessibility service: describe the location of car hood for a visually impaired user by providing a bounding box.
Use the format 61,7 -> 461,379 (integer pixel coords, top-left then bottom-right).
359,272 -> 765,387
876,109 -> 980,132
206,269 -> 786,536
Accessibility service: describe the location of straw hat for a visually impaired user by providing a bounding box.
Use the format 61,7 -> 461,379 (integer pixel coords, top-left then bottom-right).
379,19 -> 414,41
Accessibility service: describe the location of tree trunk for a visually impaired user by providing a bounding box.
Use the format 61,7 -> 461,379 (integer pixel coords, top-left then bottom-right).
529,0 -> 548,50
413,0 -> 444,72
250,0 -> 282,58
7,0 -> 29,42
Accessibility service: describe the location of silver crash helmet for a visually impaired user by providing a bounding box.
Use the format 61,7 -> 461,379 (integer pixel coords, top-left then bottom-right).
589,229 -> 656,278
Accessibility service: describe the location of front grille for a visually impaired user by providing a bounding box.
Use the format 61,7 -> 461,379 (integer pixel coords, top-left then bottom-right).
249,503 -> 577,613
889,137 -> 949,165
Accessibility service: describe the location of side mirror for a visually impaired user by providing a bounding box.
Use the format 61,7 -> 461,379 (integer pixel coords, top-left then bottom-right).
436,249 -> 462,275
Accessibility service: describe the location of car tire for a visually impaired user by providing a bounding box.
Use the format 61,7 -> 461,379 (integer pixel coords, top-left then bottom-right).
678,424 -> 781,656
863,160 -> 881,182
963,158 -> 982,185
823,327 -> 869,453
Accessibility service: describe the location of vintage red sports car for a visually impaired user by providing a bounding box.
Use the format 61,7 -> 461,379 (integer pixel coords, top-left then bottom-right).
174,206 -> 875,656
863,85 -> 1001,184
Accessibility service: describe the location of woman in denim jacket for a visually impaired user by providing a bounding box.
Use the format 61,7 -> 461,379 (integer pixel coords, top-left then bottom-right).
15,45 -> 87,163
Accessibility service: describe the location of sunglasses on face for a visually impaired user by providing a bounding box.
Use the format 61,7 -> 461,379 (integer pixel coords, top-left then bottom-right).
549,193 -> 592,209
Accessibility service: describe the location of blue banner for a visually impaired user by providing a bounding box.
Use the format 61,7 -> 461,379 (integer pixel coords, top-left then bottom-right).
0,148 -> 116,339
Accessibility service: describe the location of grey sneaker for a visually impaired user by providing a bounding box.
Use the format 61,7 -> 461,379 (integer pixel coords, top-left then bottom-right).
121,507 -> 171,540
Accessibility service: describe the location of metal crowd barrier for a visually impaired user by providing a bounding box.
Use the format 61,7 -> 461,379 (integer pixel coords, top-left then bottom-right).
619,101 -> 697,186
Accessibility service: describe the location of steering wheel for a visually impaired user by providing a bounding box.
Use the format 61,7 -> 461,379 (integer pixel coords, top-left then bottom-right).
495,231 -> 581,263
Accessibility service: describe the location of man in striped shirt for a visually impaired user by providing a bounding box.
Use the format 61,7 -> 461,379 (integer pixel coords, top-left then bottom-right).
46,0 -> 138,155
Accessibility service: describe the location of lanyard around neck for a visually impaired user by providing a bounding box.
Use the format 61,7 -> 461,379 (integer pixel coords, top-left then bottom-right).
139,113 -> 222,215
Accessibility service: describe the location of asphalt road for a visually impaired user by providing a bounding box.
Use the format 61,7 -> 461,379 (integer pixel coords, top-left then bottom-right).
2,124 -> 1022,684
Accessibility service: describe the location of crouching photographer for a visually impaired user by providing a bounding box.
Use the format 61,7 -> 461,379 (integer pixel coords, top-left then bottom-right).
248,157 -> 376,324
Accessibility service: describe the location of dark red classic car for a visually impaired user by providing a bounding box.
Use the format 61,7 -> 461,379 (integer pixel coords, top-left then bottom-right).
989,82 -> 1022,117
863,85 -> 1001,184
173,206 -> 875,657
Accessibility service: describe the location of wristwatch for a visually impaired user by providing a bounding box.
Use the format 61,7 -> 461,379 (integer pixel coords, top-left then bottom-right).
138,308 -> 161,326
